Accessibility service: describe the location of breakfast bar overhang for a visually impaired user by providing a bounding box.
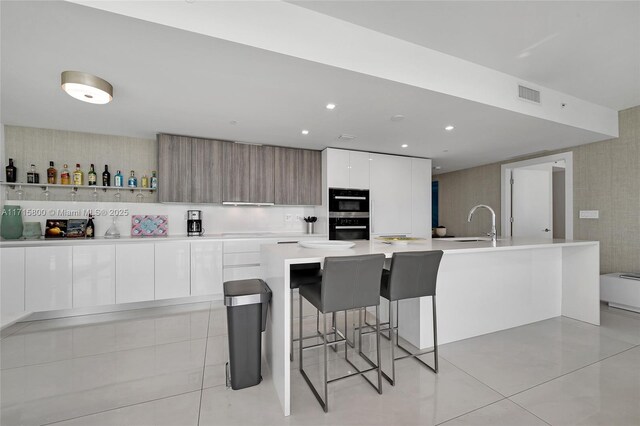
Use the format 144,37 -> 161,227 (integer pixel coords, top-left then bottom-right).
260,238 -> 600,416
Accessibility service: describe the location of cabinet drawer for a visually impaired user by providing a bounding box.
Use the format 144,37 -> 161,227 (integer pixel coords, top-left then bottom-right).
223,239 -> 276,253
223,266 -> 262,282
223,252 -> 261,267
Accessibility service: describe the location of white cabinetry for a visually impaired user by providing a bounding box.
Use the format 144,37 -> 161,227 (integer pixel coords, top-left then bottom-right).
72,245 -> 116,308
116,243 -> 154,303
326,149 -> 370,189
1,248 -> 25,326
155,242 -> 190,299
25,246 -> 72,312
370,154 -> 413,236
411,158 -> 432,237
223,239 -> 270,282
191,241 -> 223,296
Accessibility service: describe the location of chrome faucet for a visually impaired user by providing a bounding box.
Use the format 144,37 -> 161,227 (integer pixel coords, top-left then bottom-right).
467,204 -> 497,244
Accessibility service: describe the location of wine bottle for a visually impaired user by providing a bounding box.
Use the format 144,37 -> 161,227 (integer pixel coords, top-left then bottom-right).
150,171 -> 158,190
60,164 -> 71,185
73,163 -> 84,186
85,213 -> 95,239
5,159 -> 17,183
88,164 -> 97,186
102,165 -> 111,186
127,170 -> 137,188
27,164 -> 40,184
114,170 -> 123,187
47,161 -> 57,184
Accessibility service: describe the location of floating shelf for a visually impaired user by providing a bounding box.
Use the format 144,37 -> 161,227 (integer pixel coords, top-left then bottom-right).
1,182 -> 156,193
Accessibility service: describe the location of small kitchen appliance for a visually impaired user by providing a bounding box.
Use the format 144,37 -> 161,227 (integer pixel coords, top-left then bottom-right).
187,210 -> 204,236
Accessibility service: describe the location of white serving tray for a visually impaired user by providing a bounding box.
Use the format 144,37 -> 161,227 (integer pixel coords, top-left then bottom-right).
298,240 -> 355,250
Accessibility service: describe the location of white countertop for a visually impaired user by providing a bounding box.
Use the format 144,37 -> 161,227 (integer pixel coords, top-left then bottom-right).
0,232 -> 328,248
262,237 -> 599,261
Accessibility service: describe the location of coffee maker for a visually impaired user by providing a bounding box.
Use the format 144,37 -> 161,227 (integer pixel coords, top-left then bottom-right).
187,210 -> 204,236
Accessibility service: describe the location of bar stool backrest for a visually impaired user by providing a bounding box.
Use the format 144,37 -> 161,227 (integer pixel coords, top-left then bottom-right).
388,250 -> 444,301
321,254 -> 386,313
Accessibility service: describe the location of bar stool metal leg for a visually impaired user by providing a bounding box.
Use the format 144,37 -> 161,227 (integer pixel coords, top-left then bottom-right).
432,295 -> 438,373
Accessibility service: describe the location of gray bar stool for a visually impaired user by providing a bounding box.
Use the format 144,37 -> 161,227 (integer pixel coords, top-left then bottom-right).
299,254 -> 385,412
373,250 -> 444,385
289,263 -> 323,361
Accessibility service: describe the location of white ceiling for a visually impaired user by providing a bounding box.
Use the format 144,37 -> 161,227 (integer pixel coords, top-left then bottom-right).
293,1 -> 640,111
0,1 -> 628,174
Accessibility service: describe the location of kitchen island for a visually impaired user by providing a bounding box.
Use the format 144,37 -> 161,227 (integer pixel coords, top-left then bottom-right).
260,237 -> 600,416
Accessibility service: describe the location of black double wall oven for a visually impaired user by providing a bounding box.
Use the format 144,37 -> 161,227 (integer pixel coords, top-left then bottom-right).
328,188 -> 370,241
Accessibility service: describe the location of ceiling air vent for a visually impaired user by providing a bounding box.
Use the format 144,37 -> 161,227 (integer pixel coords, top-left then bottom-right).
337,134 -> 356,141
518,85 -> 541,104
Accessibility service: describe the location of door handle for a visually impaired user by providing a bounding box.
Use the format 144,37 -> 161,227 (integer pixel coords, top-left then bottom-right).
543,228 -> 551,232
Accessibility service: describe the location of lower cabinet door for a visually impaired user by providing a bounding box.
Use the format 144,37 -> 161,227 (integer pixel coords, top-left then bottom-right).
116,243 -> 154,304
25,246 -> 72,312
191,242 -> 223,296
73,245 -> 116,308
155,242 -> 191,300
1,248 -> 25,326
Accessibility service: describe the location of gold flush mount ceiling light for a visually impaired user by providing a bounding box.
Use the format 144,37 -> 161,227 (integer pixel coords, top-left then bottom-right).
61,71 -> 113,104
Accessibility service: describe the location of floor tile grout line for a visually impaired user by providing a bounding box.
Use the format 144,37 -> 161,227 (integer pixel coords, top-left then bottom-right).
438,353 -> 510,398
434,396 -> 508,425
507,398 -> 554,426
506,343 -> 640,400
38,390 -> 201,426
197,301 -> 214,426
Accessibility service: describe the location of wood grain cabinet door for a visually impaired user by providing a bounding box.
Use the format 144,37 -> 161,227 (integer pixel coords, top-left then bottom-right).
192,138 -> 223,203
274,147 -> 300,205
298,149 -> 322,205
250,145 -> 275,203
158,134 -> 193,203
222,142 -> 251,202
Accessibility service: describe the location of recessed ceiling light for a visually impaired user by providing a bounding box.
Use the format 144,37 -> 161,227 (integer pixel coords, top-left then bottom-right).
61,71 -> 113,104
301,129 -> 309,135
445,125 -> 454,131
326,103 -> 336,110
391,115 -> 405,122
401,144 -> 408,148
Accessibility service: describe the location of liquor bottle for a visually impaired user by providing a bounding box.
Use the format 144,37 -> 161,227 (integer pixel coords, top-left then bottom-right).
73,163 -> 84,186
60,164 -> 71,185
5,159 -> 17,183
85,213 -> 95,239
141,173 -> 149,189
102,165 -> 111,186
150,171 -> 158,190
128,170 -> 137,188
88,164 -> 97,186
47,161 -> 57,184
114,170 -> 123,187
27,164 -> 40,184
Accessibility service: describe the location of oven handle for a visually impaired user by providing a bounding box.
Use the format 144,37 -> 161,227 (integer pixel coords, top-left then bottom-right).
333,196 -> 367,200
334,226 -> 368,229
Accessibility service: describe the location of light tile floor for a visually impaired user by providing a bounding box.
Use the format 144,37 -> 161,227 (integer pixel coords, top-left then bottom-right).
1,301 -> 638,426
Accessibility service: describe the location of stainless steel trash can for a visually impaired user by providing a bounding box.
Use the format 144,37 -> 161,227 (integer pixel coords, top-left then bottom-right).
224,279 -> 272,390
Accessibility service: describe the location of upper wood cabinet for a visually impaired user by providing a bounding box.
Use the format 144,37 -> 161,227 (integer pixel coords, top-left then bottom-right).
222,143 -> 275,203
158,134 -> 223,203
275,147 -> 321,205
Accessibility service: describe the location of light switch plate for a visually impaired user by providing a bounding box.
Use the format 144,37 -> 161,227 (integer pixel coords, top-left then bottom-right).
579,210 -> 599,219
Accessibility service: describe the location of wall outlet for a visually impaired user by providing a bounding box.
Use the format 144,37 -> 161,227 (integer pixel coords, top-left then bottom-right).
579,210 -> 599,219
284,214 -> 293,222
295,214 -> 303,222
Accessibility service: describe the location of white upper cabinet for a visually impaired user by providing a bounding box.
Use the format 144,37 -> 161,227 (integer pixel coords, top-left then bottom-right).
1,247 -> 25,326
369,153 -> 413,236
116,243 -> 154,304
191,241 -> 223,297
155,242 -> 191,300
25,246 -> 72,312
326,148 -> 370,189
348,151 -> 371,190
411,158 -> 432,237
326,148 -> 350,189
72,245 -> 116,308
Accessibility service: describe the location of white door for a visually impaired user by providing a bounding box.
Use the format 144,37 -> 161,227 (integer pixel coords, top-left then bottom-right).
73,245 -> 116,308
155,242 -> 191,299
511,164 -> 553,238
1,248 -> 25,326
370,153 -> 413,236
349,151 -> 370,189
25,246 -> 72,312
116,243 -> 154,303
191,241 -> 223,296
